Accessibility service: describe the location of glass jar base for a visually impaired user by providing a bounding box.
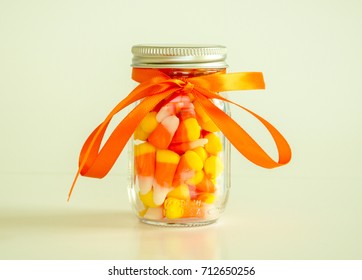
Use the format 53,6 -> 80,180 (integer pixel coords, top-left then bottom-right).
138,217 -> 218,227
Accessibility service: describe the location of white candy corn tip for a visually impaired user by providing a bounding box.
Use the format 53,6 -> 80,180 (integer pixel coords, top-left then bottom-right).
156,106 -> 172,122
138,176 -> 154,195
153,184 -> 173,205
162,115 -> 179,134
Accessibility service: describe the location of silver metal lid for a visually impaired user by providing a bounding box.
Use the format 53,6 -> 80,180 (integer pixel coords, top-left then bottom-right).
131,44 -> 228,68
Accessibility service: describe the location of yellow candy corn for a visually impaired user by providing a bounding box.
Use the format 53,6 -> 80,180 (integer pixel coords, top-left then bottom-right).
172,118 -> 200,143
134,111 -> 158,141
197,193 -> 215,204
134,125 -> 149,141
139,190 -> 161,208
173,150 -> 203,185
186,169 -> 204,186
204,155 -> 224,179
164,198 -> 185,219
192,146 -> 208,163
140,111 -> 158,134
204,133 -> 222,155
139,208 -> 147,217
167,184 -> 190,201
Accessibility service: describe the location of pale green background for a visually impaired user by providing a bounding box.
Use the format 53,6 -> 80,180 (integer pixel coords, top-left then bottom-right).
0,0 -> 361,259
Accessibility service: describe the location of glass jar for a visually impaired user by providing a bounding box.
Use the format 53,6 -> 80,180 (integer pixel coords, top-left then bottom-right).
128,45 -> 231,226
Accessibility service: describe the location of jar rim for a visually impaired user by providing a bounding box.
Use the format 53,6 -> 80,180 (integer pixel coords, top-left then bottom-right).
131,44 -> 228,68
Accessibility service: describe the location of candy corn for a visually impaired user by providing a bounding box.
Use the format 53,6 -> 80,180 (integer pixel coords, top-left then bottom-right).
153,149 -> 180,205
197,193 -> 215,204
173,150 -> 203,185
163,198 -> 205,219
186,169 -> 204,186
195,174 -> 215,193
140,111 -> 158,135
134,142 -> 156,194
134,111 -> 158,141
192,146 -> 207,163
148,115 -> 179,149
167,184 -> 190,201
172,118 -> 200,143
139,190 -> 161,208
164,198 -> 185,219
134,126 -> 148,141
204,155 -> 224,179
204,133 -> 222,155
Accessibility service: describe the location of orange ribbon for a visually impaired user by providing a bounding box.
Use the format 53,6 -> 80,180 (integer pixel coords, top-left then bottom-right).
68,68 -> 291,200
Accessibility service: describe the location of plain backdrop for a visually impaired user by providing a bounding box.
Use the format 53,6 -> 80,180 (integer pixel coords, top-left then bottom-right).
1,0 -> 362,260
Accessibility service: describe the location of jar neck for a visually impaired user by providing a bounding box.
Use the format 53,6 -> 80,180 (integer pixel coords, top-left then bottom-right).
156,68 -> 226,78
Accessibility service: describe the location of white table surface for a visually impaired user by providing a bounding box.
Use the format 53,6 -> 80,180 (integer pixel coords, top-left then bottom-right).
1,173 -> 361,260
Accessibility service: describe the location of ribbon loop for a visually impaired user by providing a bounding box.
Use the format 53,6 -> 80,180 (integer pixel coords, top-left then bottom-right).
68,68 -> 291,200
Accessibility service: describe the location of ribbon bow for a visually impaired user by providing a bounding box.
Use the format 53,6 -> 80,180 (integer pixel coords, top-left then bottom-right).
68,68 -> 291,200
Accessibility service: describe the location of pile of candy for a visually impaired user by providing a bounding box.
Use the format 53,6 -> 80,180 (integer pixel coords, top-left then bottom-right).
133,94 -> 225,221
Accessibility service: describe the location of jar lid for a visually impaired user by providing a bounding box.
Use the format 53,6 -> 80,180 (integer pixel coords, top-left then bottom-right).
131,44 -> 228,68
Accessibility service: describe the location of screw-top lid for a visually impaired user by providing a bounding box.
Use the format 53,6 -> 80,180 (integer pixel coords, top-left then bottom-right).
131,44 -> 228,68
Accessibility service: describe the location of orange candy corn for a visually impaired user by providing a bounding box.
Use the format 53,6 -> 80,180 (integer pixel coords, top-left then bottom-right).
173,150 -> 204,185
153,149 -> 180,205
148,115 -> 179,149
134,142 -> 156,194
172,118 -> 200,143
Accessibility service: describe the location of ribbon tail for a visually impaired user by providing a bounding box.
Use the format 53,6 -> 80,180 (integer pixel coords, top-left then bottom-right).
193,92 -> 291,168
68,87 -> 179,201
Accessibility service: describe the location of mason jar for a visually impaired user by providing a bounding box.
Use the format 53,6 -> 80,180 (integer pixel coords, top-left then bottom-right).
128,45 -> 231,226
